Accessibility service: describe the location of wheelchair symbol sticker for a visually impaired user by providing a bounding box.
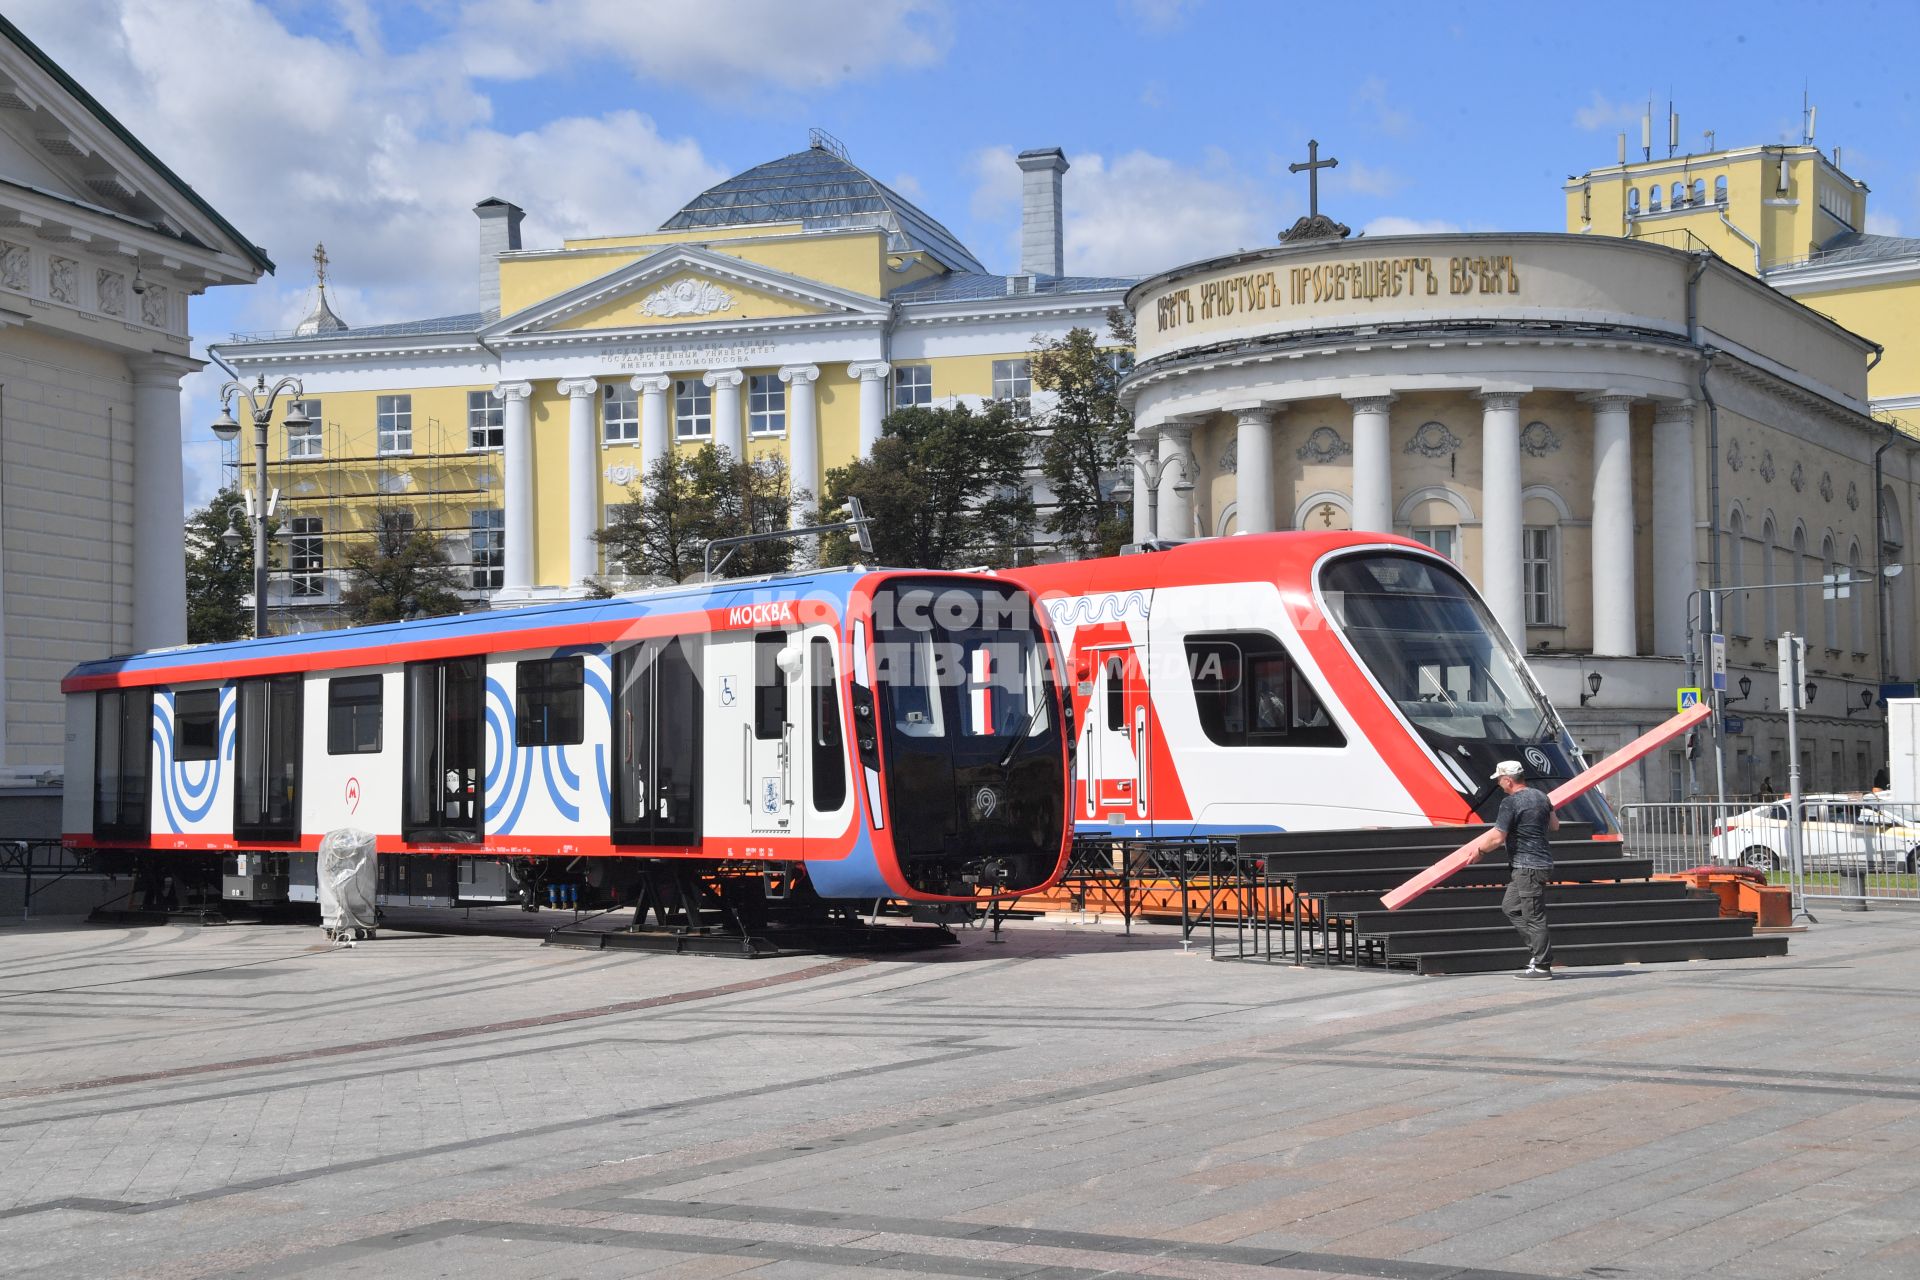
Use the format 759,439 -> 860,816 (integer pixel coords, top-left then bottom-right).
720,676 -> 737,707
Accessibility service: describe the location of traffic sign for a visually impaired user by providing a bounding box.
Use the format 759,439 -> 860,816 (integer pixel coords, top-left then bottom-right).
1777,634 -> 1807,710
1724,715 -> 1746,734
1709,633 -> 1727,692
1677,687 -> 1703,712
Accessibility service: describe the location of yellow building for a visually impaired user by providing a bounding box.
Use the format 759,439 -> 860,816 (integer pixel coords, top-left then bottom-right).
212,138 -> 1128,628
1564,140 -> 1920,417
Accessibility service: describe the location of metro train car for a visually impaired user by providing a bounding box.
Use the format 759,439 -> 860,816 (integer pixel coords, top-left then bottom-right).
61,568 -> 1072,919
1004,532 -> 1614,838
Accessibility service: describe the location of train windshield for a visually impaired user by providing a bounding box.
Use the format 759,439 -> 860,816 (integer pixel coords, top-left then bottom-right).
869,579 -> 1066,897
1320,553 -> 1551,743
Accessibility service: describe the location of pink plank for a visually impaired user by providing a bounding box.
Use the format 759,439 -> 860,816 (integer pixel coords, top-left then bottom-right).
1381,702 -> 1714,911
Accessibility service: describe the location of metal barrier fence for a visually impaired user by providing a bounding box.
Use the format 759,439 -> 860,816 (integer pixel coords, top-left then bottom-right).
1620,797 -> 1920,908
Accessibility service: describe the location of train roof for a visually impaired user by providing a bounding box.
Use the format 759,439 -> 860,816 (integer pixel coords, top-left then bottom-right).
63,566 -> 995,692
1005,531 -> 1436,598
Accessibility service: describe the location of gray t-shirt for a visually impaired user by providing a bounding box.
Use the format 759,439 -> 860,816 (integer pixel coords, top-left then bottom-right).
1496,785 -> 1555,870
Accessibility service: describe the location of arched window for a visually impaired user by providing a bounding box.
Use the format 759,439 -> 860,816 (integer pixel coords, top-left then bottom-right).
1727,511 -> 1746,635
1714,175 -> 1728,204
1649,185 -> 1663,212
1761,519 -> 1779,638
1792,527 -> 1809,638
1628,187 -> 1641,215
1406,494 -> 1465,564
1672,181 -> 1686,207
1849,541 -> 1865,656
1822,534 -> 1839,650
1692,179 -> 1706,205
1522,493 -> 1565,627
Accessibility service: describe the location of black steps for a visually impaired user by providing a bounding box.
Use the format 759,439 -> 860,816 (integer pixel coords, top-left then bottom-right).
1348,896 -> 1723,937
1385,915 -> 1759,958
1290,858 -> 1654,896
1413,934 -> 1790,976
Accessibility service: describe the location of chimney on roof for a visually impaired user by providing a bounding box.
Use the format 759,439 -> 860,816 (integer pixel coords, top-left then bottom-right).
1015,148 -> 1068,278
474,197 -> 524,317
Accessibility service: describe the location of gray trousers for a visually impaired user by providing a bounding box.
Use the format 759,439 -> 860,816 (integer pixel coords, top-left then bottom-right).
1502,866 -> 1553,969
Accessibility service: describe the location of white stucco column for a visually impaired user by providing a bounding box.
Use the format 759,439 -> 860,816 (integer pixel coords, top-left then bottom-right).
1346,393 -> 1396,534
1129,429 -> 1157,543
556,378 -> 598,585
1588,393 -> 1638,657
780,364 -> 821,526
633,375 -> 670,479
1651,399 -> 1698,656
1478,391 -> 1525,644
848,361 -> 891,457
495,381 -> 535,592
130,355 -> 195,651
1229,406 -> 1277,534
1157,421 -> 1196,541
704,368 -> 744,455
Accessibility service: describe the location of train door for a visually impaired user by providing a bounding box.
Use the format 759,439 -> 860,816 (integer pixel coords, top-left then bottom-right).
233,674 -> 303,842
93,687 -> 153,842
403,657 -> 483,842
1085,646 -> 1152,825
611,637 -> 703,845
802,633 -> 848,840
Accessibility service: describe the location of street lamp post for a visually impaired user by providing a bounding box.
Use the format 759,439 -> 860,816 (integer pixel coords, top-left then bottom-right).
211,374 -> 307,639
1109,454 -> 1191,546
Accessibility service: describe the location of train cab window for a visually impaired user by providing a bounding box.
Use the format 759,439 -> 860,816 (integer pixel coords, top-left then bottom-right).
883,631 -> 946,738
327,675 -> 383,755
174,689 -> 220,762
94,687 -> 153,840
233,674 -> 302,842
515,657 -> 583,747
810,637 -> 847,811
1105,657 -> 1125,731
958,638 -> 1050,738
754,632 -> 789,739
1185,632 -> 1344,749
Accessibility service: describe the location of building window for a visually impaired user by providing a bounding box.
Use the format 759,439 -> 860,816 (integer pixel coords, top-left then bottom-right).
992,359 -> 1031,415
603,501 -> 638,577
1183,632 -> 1345,748
289,516 -> 324,597
1792,527 -> 1809,637
1628,187 -> 1641,215
327,675 -> 383,755
377,394 -> 412,454
1714,175 -> 1728,204
516,656 -> 584,747
1672,181 -> 1686,207
1410,527 -> 1455,561
1822,534 -> 1839,650
1649,185 -> 1662,212
1762,520 -> 1778,638
674,378 -> 711,439
603,383 -> 638,444
748,373 -> 785,436
1849,543 -> 1865,653
467,390 -> 504,450
470,508 -> 503,591
893,364 -> 932,409
1523,525 -> 1558,626
286,399 -> 322,459
1727,511 -> 1746,635
1691,179 -> 1706,205
174,689 -> 220,762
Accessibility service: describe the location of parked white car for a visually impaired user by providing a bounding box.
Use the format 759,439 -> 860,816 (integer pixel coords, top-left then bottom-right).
1709,795 -> 1920,872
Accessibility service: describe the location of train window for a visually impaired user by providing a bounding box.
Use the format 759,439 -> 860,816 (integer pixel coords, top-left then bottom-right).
957,640 -> 1048,737
886,631 -> 947,737
327,676 -> 383,755
93,687 -> 153,840
233,674 -> 302,842
810,637 -> 847,811
1105,657 -> 1125,731
754,632 -> 789,739
174,689 -> 220,762
1185,633 -> 1344,749
515,657 -> 584,747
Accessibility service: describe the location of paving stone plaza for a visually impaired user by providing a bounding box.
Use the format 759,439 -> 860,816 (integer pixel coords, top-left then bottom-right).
1,911 -> 1917,1279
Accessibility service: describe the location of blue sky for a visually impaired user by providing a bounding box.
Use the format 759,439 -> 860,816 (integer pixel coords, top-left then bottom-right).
10,0 -> 1919,509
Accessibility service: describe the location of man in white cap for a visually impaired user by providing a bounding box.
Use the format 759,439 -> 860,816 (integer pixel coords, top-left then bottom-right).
1466,760 -> 1560,979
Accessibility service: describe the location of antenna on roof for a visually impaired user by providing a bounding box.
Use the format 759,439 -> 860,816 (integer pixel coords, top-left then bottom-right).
807,127 -> 849,161
1802,85 -> 1816,144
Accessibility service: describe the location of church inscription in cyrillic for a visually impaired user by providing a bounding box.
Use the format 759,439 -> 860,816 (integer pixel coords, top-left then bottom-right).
1155,254 -> 1521,333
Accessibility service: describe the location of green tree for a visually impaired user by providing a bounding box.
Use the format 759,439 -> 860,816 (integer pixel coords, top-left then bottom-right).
1031,318 -> 1134,559
814,402 -> 1034,569
340,509 -> 465,625
183,487 -> 257,643
595,444 -> 797,583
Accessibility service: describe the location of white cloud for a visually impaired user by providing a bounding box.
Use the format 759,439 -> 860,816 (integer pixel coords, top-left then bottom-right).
1353,77 -> 1411,137
1574,91 -> 1645,133
1333,161 -> 1405,198
973,145 -> 1284,278
1867,211 -> 1903,236
450,0 -> 951,92
1360,216 -> 1461,237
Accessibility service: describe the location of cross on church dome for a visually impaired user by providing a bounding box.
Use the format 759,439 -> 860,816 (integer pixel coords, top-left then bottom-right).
1280,138 -> 1352,244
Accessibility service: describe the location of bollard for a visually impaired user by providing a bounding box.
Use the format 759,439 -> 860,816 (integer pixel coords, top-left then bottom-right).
1837,866 -> 1869,912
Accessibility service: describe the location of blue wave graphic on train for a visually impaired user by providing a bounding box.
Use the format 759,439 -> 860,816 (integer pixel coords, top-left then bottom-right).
485,647 -> 612,835
152,687 -> 235,833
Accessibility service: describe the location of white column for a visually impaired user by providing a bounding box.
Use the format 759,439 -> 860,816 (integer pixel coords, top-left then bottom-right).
495,381 -> 535,592
1589,393 -> 1638,657
1651,399 -> 1697,656
557,378 -> 598,586
1346,393 -> 1396,534
1131,429 -> 1157,544
848,361 -> 891,457
129,355 -> 195,651
1157,421 -> 1195,541
1478,391 -> 1525,644
1229,406 -> 1277,534
780,364 -> 821,526
633,374 -> 670,479
704,368 -> 744,455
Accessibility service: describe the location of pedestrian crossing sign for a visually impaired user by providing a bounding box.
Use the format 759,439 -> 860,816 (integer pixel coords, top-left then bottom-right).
1677,688 -> 1703,712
